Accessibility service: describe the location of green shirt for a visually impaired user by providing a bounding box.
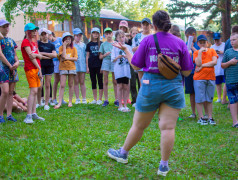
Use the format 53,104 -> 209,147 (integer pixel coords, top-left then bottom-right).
99,41 -> 113,62
222,48 -> 238,84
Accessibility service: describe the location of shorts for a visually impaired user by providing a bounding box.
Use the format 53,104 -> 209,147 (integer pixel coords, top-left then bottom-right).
75,60 -> 87,73
53,61 -> 60,74
42,66 -> 54,76
101,59 -> 114,72
226,83 -> 238,104
194,80 -> 215,103
25,69 -> 41,88
60,70 -> 76,75
185,73 -> 194,94
136,72 -> 185,112
116,77 -> 129,84
215,75 -> 225,85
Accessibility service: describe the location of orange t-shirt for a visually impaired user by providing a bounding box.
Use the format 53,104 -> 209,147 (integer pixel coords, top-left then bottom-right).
193,48 -> 218,80
58,46 -> 78,70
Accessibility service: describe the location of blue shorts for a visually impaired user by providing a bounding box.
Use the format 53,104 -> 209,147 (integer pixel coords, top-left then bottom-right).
215,75 -> 225,85
184,73 -> 194,94
226,83 -> 238,104
101,59 -> 114,72
135,73 -> 185,112
194,80 -> 215,103
53,61 -> 60,74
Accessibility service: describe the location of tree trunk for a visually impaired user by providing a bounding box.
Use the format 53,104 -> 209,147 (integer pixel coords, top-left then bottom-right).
71,0 -> 88,43
221,0 -> 231,41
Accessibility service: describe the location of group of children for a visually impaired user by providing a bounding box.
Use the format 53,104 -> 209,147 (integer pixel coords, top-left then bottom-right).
0,17 -> 238,128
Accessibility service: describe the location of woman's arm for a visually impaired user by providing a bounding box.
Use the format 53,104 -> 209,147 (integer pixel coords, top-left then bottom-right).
40,50 -> 57,59
11,49 -> 19,70
181,70 -> 192,77
86,52 -> 90,73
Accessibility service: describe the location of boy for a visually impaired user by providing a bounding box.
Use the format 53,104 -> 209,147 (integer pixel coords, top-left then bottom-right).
99,27 -> 117,107
193,35 -> 218,125
221,33 -> 238,128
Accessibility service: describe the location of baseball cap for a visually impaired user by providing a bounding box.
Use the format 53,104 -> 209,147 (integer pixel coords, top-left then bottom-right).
197,34 -> 207,42
141,18 -> 152,24
213,33 -> 221,40
119,20 -> 128,28
48,30 -> 52,35
73,28 -> 83,35
62,32 -> 73,41
91,27 -> 100,34
0,19 -> 10,26
38,28 -> 49,35
104,27 -> 112,33
24,23 -> 39,32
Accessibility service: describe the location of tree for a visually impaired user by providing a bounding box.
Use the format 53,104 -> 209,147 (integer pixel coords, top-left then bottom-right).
167,0 -> 238,41
1,0 -> 106,42
103,0 -> 164,21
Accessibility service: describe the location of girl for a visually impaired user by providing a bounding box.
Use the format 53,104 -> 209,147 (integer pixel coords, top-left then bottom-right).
21,23 -> 45,124
99,27 -> 118,107
111,30 -> 132,112
54,32 -> 78,109
0,19 -> 19,123
37,28 -> 57,111
86,27 -> 103,105
73,28 -> 87,104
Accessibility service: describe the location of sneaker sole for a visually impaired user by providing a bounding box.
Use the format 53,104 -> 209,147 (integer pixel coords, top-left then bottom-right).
24,120 -> 34,124
107,151 -> 128,164
157,170 -> 169,176
200,123 -> 208,125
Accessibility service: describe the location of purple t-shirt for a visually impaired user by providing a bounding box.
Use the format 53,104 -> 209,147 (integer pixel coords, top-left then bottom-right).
131,32 -> 193,73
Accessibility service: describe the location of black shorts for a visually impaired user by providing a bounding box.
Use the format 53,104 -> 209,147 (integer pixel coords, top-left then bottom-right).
184,73 -> 194,94
41,66 -> 54,76
116,77 -> 129,84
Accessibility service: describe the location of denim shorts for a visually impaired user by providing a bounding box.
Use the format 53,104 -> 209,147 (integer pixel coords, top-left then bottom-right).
194,80 -> 215,103
101,59 -> 114,72
53,61 -> 60,74
135,73 -> 185,112
60,70 -> 76,75
226,83 -> 238,104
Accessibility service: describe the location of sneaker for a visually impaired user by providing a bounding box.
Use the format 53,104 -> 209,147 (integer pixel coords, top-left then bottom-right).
114,100 -> 119,107
188,114 -> 196,118
132,103 -> 136,107
36,104 -> 40,108
127,99 -> 131,104
32,114 -> 45,121
208,118 -> 216,125
157,164 -> 170,176
44,105 -> 50,111
215,99 -> 221,103
124,107 -> 131,112
49,100 -> 55,106
198,118 -> 208,125
62,99 -> 67,104
118,107 -> 125,112
0,116 -> 6,123
90,100 -> 97,104
82,99 -> 87,104
197,117 -> 203,124
52,99 -> 58,105
102,100 -> 109,107
96,100 -> 103,105
203,115 -> 208,120
24,115 -> 34,124
7,115 -> 17,122
41,99 -> 45,106
107,148 -> 128,164
75,99 -> 81,104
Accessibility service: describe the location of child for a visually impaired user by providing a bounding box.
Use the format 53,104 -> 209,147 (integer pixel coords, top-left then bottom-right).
0,19 -> 19,123
111,30 -> 132,112
211,33 -> 227,104
221,33 -> 238,128
99,27 -> 118,107
86,27 -> 103,105
193,34 -> 218,125
37,28 -> 57,110
73,28 -> 87,104
54,32 -> 78,109
21,23 -> 45,124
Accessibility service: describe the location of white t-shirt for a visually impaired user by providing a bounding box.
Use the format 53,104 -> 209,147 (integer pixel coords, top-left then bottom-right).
211,42 -> 225,76
111,44 -> 132,80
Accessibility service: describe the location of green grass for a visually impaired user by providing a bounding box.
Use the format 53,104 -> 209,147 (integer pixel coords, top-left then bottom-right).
16,50 -> 23,61
0,66 -> 237,179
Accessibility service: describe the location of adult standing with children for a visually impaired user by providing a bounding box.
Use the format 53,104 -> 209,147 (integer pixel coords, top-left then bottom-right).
107,10 -> 193,176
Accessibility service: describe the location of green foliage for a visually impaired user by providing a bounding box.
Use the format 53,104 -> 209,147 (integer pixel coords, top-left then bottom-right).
103,0 -> 164,21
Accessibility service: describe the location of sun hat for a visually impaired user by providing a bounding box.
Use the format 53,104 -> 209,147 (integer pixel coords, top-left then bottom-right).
104,27 -> 113,33
62,32 -> 74,41
91,27 -> 100,34
73,28 -> 83,35
24,23 -> 39,32
0,19 -> 10,27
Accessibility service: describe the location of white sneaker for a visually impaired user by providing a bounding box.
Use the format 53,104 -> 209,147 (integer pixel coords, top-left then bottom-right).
82,99 -> 87,104
188,114 -> 196,118
124,107 -> 131,112
32,114 -> 45,121
90,100 -> 97,104
75,99 -> 81,104
49,100 -> 55,106
41,99 -> 45,106
52,99 -> 58,105
118,107 -> 125,112
24,116 -> 34,124
62,99 -> 67,104
96,100 -> 103,105
44,105 -> 50,111
215,99 -> 221,103
36,104 -> 40,108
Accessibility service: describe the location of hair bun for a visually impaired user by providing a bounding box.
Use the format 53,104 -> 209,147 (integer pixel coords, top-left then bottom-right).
163,22 -> 171,32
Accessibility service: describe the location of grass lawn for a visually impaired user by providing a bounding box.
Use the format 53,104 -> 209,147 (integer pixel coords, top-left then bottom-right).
0,65 -> 237,179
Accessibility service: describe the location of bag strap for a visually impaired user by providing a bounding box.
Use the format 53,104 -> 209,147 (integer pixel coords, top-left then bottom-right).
153,34 -> 161,54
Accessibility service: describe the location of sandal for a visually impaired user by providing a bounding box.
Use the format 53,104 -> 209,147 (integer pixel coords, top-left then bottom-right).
232,123 -> 238,128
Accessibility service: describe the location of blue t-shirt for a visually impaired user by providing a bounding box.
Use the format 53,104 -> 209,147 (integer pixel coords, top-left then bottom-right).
52,37 -> 62,61
224,39 -> 232,53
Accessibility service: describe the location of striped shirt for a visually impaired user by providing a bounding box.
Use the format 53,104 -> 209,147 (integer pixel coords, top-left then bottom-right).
222,48 -> 238,84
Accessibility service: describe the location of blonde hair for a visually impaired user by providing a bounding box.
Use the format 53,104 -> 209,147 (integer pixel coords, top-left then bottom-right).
130,27 -> 139,34
170,25 -> 181,38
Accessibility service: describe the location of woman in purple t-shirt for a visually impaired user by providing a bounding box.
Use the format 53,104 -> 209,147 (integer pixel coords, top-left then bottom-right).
107,10 -> 193,176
